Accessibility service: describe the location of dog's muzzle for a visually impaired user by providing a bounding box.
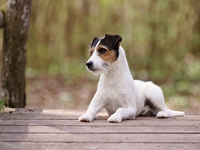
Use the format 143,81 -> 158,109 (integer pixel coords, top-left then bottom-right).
86,61 -> 96,71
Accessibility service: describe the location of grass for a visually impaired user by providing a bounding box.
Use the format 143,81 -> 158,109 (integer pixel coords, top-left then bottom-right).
0,97 -> 7,113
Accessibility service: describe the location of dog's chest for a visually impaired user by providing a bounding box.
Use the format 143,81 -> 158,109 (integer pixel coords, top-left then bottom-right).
99,73 -> 125,89
104,92 -> 129,115
98,73 -> 134,114
99,79 -> 130,114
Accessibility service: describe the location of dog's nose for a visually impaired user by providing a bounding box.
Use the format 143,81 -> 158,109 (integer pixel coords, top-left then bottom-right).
86,61 -> 93,68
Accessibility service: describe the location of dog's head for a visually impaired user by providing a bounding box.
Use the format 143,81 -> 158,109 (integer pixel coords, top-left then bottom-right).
86,34 -> 122,76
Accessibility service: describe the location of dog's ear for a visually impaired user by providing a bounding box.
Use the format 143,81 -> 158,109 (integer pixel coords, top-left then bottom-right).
113,35 -> 122,50
105,34 -> 122,50
90,37 -> 100,48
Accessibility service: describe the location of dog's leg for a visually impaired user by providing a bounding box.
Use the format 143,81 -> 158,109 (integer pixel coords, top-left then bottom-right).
79,92 -> 105,122
107,107 -> 136,123
143,82 -> 184,118
79,107 -> 100,122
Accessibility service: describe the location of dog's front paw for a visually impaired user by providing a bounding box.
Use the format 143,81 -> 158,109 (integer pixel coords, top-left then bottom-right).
157,111 -> 169,118
107,114 -> 122,123
79,114 -> 93,122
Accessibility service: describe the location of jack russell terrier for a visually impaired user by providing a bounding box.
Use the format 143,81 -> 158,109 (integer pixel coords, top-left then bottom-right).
79,34 -> 185,123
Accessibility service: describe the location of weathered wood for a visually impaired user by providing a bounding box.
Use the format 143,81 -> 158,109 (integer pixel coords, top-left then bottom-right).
0,125 -> 199,134
1,110 -> 200,120
1,0 -> 31,107
1,133 -> 200,143
0,11 -> 4,28
0,109 -> 200,150
1,143 -> 200,150
1,119 -> 199,126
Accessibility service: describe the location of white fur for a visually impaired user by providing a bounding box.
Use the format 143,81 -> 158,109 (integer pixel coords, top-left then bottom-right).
79,45 -> 185,123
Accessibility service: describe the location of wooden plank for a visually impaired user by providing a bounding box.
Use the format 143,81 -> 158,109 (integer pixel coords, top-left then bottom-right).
0,109 -> 200,150
1,108 -> 200,120
2,108 -> 84,116
0,133 -> 200,143
1,143 -> 200,150
1,112 -> 200,121
0,113 -> 78,120
0,119 -> 199,126
0,125 -> 199,134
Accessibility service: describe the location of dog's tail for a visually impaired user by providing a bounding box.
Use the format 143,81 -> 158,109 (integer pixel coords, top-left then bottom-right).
169,109 -> 185,117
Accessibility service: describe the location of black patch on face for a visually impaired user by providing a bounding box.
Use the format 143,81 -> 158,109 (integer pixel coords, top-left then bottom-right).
90,37 -> 100,48
89,34 -> 122,60
99,34 -> 122,59
100,34 -> 122,50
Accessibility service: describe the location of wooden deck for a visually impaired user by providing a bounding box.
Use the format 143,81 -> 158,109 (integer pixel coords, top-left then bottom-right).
0,108 -> 200,150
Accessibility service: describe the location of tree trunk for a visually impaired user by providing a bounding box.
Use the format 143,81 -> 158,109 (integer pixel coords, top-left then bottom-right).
1,0 -> 31,108
0,11 -> 4,28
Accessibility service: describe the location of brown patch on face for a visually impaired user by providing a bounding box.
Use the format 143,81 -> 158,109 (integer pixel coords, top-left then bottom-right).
89,48 -> 94,56
96,45 -> 117,62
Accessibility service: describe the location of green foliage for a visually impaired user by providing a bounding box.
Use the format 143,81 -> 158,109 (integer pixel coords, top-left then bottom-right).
24,0 -> 200,80
0,0 -> 200,111
0,97 -> 7,113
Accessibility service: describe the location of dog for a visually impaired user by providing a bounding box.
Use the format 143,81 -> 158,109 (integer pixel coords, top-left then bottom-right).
79,34 -> 185,123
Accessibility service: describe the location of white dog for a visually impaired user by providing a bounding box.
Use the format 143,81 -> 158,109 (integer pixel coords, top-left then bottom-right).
79,34 -> 185,123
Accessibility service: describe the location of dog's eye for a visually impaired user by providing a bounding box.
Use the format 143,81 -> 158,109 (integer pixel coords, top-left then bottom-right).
98,48 -> 107,54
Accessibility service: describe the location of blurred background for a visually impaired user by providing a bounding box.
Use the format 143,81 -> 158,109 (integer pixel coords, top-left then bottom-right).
0,0 -> 200,114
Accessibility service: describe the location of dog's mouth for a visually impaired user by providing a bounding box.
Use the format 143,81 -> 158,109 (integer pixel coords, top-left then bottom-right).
88,63 -> 109,71
86,65 -> 99,72
86,60 -> 110,76
87,67 -> 98,72
86,66 -> 102,76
